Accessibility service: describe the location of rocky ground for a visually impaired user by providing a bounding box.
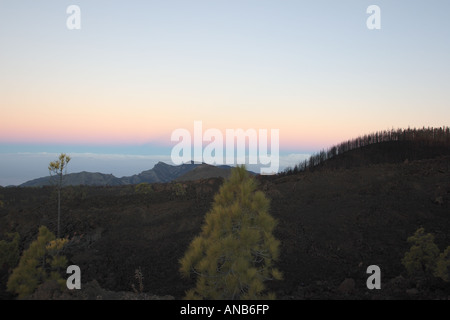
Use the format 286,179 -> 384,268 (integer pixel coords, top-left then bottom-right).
1,156 -> 450,300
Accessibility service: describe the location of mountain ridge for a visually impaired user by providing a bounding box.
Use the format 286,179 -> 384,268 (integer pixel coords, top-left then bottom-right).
19,161 -> 252,187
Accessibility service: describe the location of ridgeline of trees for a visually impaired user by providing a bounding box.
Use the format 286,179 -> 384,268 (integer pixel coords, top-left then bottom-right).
283,126 -> 450,175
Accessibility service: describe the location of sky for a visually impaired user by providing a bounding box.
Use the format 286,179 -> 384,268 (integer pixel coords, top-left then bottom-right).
1,1 -> 450,185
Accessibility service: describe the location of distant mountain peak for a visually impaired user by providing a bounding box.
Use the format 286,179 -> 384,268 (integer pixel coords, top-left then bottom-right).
19,160 -> 256,187
20,161 -> 208,187
154,161 -> 171,167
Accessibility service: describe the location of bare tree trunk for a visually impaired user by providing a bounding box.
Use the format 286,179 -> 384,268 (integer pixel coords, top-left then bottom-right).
57,172 -> 62,239
57,187 -> 61,239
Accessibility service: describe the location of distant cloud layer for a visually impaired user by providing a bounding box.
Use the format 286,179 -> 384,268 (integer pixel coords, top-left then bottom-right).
0,153 -> 309,186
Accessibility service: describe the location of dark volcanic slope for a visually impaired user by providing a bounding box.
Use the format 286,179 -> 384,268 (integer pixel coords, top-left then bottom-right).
1,155 -> 449,299
266,157 -> 450,297
175,164 -> 232,182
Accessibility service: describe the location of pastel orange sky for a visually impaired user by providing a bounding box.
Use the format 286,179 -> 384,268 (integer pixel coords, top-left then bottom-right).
2,86 -> 446,150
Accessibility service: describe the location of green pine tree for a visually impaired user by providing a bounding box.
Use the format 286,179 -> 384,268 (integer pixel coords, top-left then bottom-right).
402,228 -> 440,277
435,246 -> 450,282
180,165 -> 282,300
7,226 -> 68,299
0,232 -> 20,271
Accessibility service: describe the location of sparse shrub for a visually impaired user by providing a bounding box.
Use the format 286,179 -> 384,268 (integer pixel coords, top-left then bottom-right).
135,183 -> 153,195
0,193 -> 5,208
402,228 -> 440,277
0,232 -> 20,271
119,185 -> 135,196
174,183 -> 186,197
435,246 -> 450,282
29,279 -> 65,300
131,267 -> 145,294
7,226 -> 68,299
63,185 -> 88,202
180,165 -> 282,300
